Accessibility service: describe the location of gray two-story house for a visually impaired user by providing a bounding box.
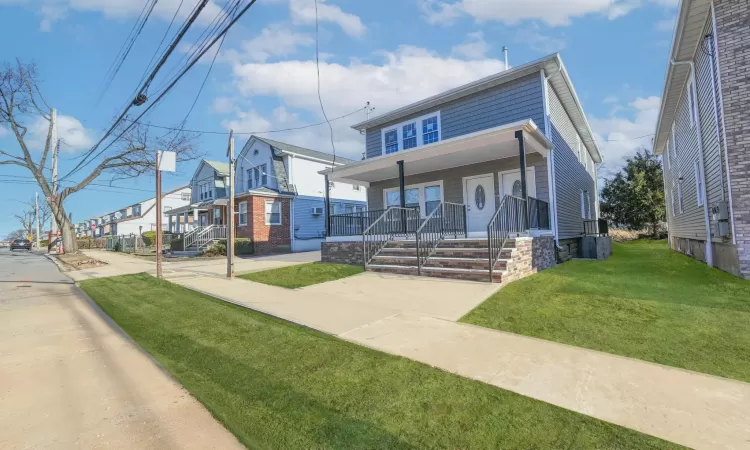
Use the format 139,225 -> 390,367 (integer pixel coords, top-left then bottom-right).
654,0 -> 749,278
166,160 -> 230,232
322,53 -> 603,283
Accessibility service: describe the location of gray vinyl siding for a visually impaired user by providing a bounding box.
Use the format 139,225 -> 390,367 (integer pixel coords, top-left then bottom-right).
367,154 -> 548,210
664,13 -> 726,242
365,73 -> 545,159
548,84 -> 597,239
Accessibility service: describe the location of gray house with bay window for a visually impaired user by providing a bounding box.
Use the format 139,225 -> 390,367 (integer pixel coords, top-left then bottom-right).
321,53 -> 605,283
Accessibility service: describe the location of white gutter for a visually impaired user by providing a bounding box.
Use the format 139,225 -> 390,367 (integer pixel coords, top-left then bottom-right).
710,3 -> 737,245
671,58 -> 713,267
541,68 -> 561,246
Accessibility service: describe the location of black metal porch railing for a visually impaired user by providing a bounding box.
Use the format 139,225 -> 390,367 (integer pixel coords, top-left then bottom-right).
528,196 -> 551,230
362,207 -> 420,266
487,195 -> 528,282
329,209 -> 388,237
415,202 -> 468,274
583,218 -> 609,236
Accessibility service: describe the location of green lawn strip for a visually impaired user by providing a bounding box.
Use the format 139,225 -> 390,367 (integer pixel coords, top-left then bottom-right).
80,273 -> 679,450
238,262 -> 363,288
462,239 -> 750,383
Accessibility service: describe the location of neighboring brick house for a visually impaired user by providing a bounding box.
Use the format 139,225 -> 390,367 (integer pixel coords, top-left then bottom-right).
320,53 -> 605,283
234,193 -> 292,254
654,0 -> 750,278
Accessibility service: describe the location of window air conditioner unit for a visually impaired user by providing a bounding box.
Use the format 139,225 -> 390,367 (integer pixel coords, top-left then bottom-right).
311,207 -> 324,215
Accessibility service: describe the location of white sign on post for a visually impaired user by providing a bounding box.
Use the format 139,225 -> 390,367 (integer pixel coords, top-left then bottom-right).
158,151 -> 176,172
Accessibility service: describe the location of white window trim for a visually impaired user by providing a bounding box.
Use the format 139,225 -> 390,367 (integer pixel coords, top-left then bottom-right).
671,183 -> 676,217
238,201 -> 248,226
694,161 -> 704,207
580,190 -> 586,219
380,111 -> 442,156
265,200 -> 282,226
383,180 -> 445,218
688,75 -> 697,128
677,178 -> 684,214
671,122 -> 678,159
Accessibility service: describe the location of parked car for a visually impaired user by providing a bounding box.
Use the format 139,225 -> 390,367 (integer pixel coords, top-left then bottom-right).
10,239 -> 32,251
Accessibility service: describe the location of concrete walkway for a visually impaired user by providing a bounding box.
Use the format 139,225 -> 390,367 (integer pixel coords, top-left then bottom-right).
0,250 -> 243,450
65,250 -> 750,449
175,274 -> 750,450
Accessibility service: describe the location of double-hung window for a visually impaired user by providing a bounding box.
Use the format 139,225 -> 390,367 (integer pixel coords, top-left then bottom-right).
677,179 -> 684,214
384,182 -> 443,217
688,77 -> 697,128
402,123 -> 417,150
381,112 -> 440,155
694,161 -> 704,207
422,116 -> 439,144
265,200 -> 281,225
260,164 -> 268,186
238,201 -> 248,226
254,167 -> 260,188
247,169 -> 254,190
384,129 -> 399,154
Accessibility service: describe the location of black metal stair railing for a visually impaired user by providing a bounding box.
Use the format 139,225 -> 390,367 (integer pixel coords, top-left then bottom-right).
362,207 -> 420,267
487,195 -> 528,282
415,202 -> 467,275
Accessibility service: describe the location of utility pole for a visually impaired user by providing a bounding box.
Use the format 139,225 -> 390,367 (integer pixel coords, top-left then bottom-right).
227,130 -> 235,280
155,151 -> 163,280
50,109 -> 58,238
35,192 -> 41,249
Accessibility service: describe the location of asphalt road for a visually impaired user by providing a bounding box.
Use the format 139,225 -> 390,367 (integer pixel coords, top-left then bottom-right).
0,249 -> 243,449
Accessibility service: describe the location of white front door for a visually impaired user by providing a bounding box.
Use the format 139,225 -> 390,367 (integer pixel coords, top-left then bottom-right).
464,175 -> 496,234
500,168 -> 536,198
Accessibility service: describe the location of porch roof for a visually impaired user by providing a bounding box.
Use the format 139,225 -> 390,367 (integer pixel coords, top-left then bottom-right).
321,119 -> 550,186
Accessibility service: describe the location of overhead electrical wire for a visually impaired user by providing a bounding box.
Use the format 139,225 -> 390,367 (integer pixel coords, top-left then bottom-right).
313,0 -> 337,168
62,0 -> 259,183
61,0 -> 213,182
97,0 -> 158,104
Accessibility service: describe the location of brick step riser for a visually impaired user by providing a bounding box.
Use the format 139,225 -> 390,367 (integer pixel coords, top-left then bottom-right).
378,249 -> 419,257
367,266 -> 502,283
371,257 -> 418,266
425,260 -> 502,270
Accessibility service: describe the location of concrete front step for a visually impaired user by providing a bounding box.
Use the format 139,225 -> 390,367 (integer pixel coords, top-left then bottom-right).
367,264 -> 503,283
424,257 -> 509,271
385,238 -> 507,250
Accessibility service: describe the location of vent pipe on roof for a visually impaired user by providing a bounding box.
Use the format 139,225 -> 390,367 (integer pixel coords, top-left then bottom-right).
503,46 -> 509,69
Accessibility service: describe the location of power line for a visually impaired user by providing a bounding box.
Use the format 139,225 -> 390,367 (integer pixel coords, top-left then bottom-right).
61,0 -> 213,182
124,107 -> 364,135
314,0 -> 336,168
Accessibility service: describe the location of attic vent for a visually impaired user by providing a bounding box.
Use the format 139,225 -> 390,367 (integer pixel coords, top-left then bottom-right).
253,149 -> 259,156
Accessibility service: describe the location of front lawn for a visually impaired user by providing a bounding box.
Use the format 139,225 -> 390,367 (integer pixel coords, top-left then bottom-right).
462,240 -> 750,383
80,274 -> 679,449
239,262 -> 363,288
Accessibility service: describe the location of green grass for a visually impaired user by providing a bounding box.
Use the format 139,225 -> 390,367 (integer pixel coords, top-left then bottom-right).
80,273 -> 680,449
462,239 -> 750,383
239,262 -> 364,289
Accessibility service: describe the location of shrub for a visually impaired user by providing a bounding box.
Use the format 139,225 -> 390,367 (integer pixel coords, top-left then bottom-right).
203,241 -> 227,257
203,239 -> 253,257
141,231 -> 157,246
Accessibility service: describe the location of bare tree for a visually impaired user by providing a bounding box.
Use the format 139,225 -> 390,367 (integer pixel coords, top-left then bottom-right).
13,196 -> 51,238
0,60 -> 199,253
6,229 -> 26,241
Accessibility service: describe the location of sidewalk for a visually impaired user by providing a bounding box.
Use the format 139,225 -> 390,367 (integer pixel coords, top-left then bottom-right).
174,274 -> 750,450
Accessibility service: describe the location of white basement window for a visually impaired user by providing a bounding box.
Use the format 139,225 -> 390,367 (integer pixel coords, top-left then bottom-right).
381,111 -> 441,155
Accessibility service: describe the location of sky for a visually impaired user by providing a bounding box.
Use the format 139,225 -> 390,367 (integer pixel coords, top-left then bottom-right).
0,0 -> 678,237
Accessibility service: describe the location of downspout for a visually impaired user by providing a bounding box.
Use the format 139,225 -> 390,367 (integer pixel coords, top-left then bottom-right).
671,58 -> 713,267
710,3 -> 737,244
543,67 -> 562,246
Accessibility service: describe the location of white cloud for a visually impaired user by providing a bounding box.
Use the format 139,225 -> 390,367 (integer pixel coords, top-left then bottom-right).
602,95 -> 619,104
211,96 -> 236,114
7,0 -> 225,32
451,31 -> 489,59
655,17 -> 675,32
0,126 -> 9,137
420,0 -> 671,26
233,24 -> 314,62
514,23 -> 566,54
286,0 -> 366,37
28,114 -> 95,152
588,95 -> 660,178
223,45 -> 506,159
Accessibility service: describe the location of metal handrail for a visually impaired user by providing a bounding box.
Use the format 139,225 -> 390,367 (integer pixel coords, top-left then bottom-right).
362,207 -> 420,267
528,196 -> 551,230
415,202 -> 467,275
197,225 -> 228,250
487,195 -> 528,282
329,208 -> 388,237
184,226 -> 205,249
